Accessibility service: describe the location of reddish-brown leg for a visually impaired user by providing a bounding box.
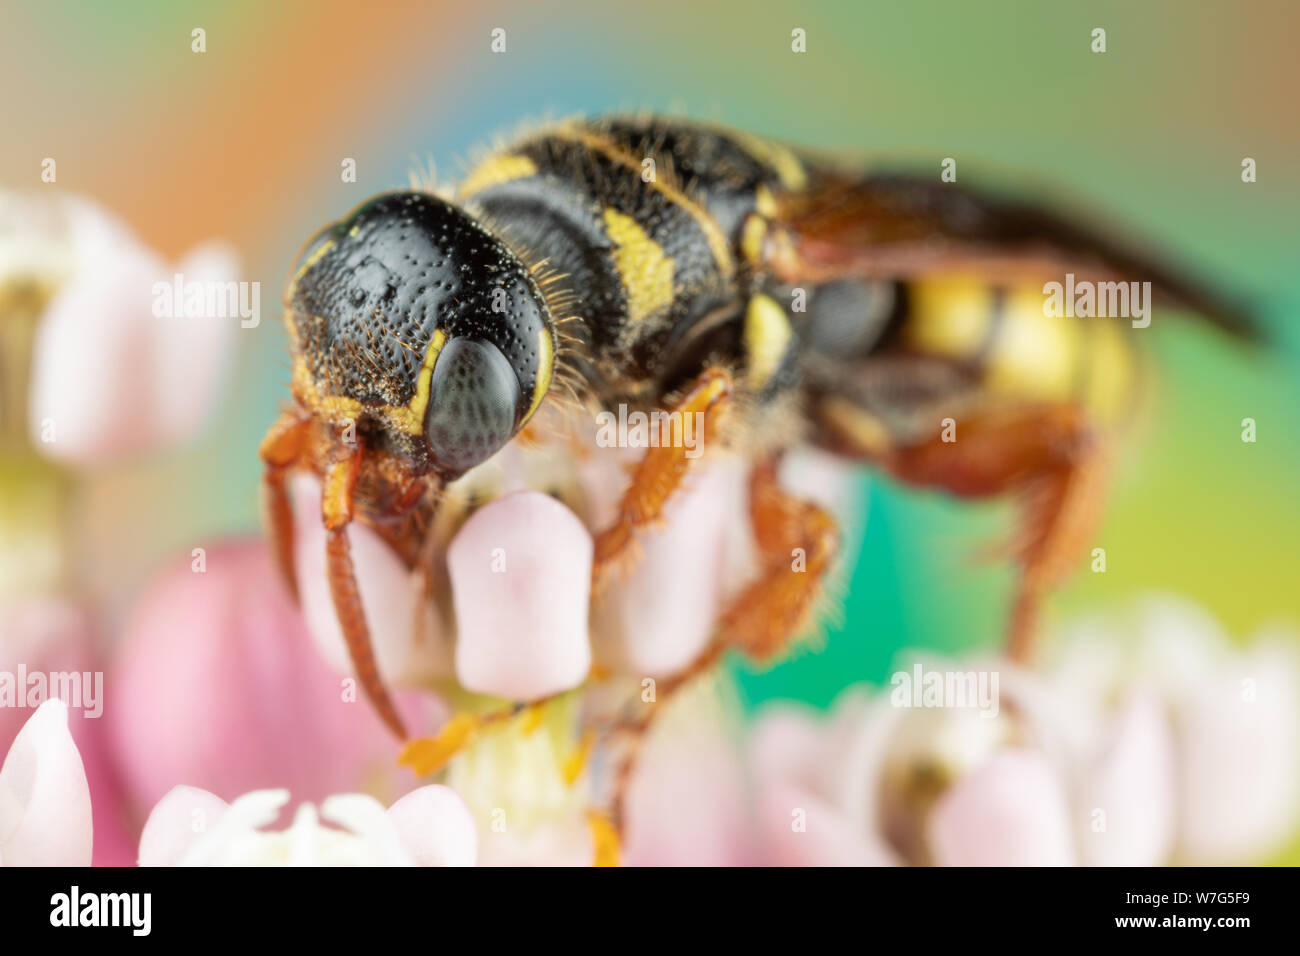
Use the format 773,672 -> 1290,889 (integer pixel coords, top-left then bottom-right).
321,438 -> 408,740
871,401 -> 1107,662
610,457 -> 840,830
716,458 -> 841,662
259,411 -> 312,603
591,367 -> 733,590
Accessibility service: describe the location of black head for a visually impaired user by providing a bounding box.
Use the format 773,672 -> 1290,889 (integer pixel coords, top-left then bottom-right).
287,191 -> 556,476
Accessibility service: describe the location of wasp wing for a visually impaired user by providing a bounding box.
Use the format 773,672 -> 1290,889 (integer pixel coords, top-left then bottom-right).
769,168 -> 1258,339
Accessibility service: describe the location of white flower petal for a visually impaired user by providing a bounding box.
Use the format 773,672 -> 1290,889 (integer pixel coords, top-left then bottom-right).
385,785 -> 477,867
476,814 -> 592,867
1076,692 -> 1176,866
928,750 -> 1076,866
14,192 -> 238,464
27,251 -> 166,463
450,491 -> 592,700
1176,638 -> 1300,863
0,699 -> 92,866
749,703 -> 827,786
137,785 -> 230,866
146,241 -> 241,445
142,787 -> 443,866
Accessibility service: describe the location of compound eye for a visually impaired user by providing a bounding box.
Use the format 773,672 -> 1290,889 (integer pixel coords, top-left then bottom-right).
806,280 -> 897,356
424,337 -> 521,474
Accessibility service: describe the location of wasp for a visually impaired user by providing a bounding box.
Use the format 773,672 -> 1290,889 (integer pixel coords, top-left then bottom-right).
261,114 -> 1251,755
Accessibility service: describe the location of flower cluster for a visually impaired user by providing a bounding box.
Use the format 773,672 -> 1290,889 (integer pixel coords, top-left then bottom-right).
1,195 -> 1296,867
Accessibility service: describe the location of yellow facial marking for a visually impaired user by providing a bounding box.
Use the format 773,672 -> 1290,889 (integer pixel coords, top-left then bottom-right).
743,293 -> 793,389
458,154 -> 539,198
292,356 -> 364,423
399,328 -> 448,433
524,325 -> 554,422
291,327 -> 448,436
754,184 -> 779,218
286,238 -> 335,299
602,208 -> 676,321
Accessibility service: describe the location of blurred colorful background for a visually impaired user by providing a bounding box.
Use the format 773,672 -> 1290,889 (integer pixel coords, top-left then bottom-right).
3,0 -> 1298,862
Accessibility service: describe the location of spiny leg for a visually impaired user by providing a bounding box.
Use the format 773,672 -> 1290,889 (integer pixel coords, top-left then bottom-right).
716,457 -> 840,662
1004,428 -> 1108,662
259,411 -> 312,603
592,366 -> 733,590
872,401 -> 1106,663
321,438 -> 409,740
609,457 -> 840,831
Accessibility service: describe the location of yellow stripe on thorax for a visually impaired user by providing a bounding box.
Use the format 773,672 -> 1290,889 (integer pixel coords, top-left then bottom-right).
457,154 -> 539,199
743,293 -> 793,389
602,208 -> 675,321
555,126 -> 734,276
730,130 -> 808,191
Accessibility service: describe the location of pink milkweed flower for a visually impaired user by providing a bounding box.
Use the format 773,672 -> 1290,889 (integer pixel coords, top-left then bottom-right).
1046,597 -> 1300,864
750,659 -> 1178,867
0,191 -> 241,464
287,414 -> 866,707
138,784 -> 475,866
619,681 -> 760,867
448,490 -> 593,699
0,699 -> 92,866
278,402 -> 866,864
106,538 -> 444,845
749,690 -> 902,866
751,596 -> 1300,867
0,599 -> 136,866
